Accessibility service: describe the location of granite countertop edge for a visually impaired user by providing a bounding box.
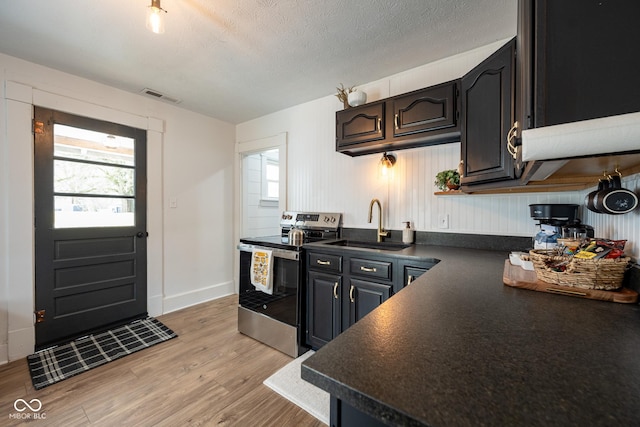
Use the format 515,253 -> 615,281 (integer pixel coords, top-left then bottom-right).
301,243 -> 640,426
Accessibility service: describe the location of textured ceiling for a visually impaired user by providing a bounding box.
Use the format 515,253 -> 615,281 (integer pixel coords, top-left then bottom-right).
0,0 -> 516,124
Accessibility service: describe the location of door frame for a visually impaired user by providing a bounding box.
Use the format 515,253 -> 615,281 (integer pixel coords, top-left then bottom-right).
2,81 -> 164,361
234,133 -> 287,293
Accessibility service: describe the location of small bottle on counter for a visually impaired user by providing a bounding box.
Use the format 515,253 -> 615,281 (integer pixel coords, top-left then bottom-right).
402,221 -> 414,244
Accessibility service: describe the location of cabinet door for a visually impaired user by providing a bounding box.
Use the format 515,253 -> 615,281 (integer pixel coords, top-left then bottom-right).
307,271 -> 341,349
392,82 -> 458,138
460,38 -> 516,185
523,0 -> 640,128
404,266 -> 429,287
346,279 -> 391,328
336,102 -> 385,148
331,396 -> 387,427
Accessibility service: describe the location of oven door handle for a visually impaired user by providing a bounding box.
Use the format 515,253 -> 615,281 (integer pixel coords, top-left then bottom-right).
237,243 -> 299,261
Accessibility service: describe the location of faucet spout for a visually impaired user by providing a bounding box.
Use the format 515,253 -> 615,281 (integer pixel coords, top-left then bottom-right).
368,198 -> 389,242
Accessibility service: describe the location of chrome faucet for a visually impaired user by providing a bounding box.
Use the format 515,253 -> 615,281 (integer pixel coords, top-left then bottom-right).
368,198 -> 389,242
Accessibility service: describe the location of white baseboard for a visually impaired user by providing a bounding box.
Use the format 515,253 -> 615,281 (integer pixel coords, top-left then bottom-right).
0,344 -> 7,366
8,326 -> 35,361
147,294 -> 163,317
163,281 -> 235,314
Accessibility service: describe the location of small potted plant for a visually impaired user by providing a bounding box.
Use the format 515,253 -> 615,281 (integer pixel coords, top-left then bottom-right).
434,169 -> 460,191
335,83 -> 355,109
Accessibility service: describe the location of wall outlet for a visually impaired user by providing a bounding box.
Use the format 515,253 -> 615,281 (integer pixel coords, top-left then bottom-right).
438,214 -> 449,229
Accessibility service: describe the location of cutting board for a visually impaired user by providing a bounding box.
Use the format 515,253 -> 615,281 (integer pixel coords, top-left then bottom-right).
503,260 -> 638,304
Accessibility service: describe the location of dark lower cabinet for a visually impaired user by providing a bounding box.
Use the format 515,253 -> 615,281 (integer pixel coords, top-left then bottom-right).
330,396 -> 387,427
403,265 -> 429,287
306,248 -> 436,349
307,252 -> 392,349
346,279 -> 391,328
307,271 -> 341,349
460,38 -> 517,186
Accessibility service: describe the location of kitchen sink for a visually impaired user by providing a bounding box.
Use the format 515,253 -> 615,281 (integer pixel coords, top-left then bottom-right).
324,240 -> 410,251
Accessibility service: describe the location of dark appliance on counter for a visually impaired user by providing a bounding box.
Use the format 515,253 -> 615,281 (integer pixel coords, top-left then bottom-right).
237,211 -> 342,357
529,204 -> 594,249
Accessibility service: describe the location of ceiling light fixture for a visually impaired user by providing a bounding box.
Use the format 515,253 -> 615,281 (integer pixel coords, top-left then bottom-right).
146,0 -> 167,34
379,152 -> 396,177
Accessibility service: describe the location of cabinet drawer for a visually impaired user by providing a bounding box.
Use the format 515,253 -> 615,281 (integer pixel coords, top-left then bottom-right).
349,258 -> 392,281
309,252 -> 342,273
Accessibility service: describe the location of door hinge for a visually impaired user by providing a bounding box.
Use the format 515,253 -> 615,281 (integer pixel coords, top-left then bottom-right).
35,310 -> 46,324
33,120 -> 45,135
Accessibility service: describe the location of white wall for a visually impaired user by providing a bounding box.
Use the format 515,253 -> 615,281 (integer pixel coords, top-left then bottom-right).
0,53 -> 235,363
237,40 -> 583,239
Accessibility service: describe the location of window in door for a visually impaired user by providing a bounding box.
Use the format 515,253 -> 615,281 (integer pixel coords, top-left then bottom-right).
53,124 -> 136,228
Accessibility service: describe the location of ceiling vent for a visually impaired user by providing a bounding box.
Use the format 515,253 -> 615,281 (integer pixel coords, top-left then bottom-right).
140,88 -> 182,104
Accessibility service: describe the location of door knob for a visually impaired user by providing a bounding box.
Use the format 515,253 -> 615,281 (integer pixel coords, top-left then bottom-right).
136,232 -> 148,238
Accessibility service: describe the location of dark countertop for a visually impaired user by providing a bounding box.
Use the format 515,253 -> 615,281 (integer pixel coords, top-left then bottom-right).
301,244 -> 640,426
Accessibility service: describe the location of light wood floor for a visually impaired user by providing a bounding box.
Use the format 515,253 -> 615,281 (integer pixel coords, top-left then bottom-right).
0,295 -> 325,426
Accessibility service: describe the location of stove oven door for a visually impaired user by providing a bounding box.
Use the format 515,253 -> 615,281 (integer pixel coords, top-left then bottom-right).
238,245 -> 301,326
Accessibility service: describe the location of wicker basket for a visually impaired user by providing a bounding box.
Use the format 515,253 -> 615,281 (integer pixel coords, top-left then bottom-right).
528,250 -> 631,290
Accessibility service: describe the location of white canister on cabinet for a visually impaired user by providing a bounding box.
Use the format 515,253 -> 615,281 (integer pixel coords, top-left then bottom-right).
402,221 -> 414,244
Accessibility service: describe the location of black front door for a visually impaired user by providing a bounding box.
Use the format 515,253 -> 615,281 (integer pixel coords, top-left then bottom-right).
34,108 -> 148,349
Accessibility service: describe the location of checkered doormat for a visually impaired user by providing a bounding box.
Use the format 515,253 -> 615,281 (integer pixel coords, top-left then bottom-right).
27,317 -> 177,390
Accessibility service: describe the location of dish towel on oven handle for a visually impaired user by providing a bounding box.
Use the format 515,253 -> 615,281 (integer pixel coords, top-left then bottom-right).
250,248 -> 273,295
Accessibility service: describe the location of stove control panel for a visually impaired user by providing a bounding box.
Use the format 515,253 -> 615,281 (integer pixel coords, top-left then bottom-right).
281,211 -> 342,230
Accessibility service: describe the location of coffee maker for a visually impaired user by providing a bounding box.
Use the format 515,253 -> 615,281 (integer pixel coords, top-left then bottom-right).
529,204 -> 594,249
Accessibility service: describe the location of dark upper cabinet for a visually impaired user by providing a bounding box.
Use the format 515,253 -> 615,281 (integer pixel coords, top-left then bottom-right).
460,38 -> 517,186
518,0 -> 640,131
335,102 -> 385,148
336,81 -> 460,156
460,1 -> 640,192
391,83 -> 458,138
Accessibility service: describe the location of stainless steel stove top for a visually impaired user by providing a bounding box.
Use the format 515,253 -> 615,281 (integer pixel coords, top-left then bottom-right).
239,211 -> 342,251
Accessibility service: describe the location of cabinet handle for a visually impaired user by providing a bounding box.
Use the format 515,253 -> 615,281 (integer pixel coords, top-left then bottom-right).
377,118 -> 382,133
333,282 -> 339,299
360,266 -> 377,273
394,113 -> 399,130
506,121 -> 519,160
316,260 -> 331,266
349,285 -> 355,303
407,275 -> 415,286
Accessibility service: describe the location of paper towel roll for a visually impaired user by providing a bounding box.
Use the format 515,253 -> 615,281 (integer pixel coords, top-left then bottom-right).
521,111 -> 640,161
